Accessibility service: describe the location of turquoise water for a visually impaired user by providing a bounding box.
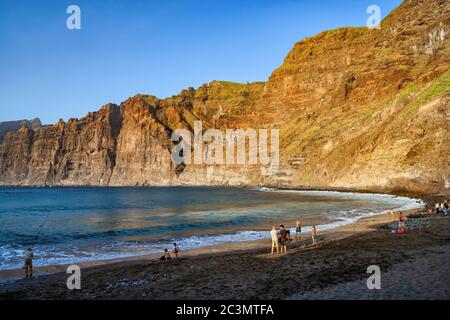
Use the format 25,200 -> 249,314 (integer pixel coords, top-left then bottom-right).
0,187 -> 423,270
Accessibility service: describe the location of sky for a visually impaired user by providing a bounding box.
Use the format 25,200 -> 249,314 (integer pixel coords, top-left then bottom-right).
0,0 -> 402,124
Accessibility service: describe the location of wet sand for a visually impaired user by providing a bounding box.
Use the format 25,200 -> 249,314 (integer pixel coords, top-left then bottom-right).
1,203 -> 448,300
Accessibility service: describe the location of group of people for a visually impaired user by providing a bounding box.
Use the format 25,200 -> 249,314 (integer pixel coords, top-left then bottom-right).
270,220 -> 317,254
396,200 -> 448,235
434,201 -> 448,215
160,243 -> 181,261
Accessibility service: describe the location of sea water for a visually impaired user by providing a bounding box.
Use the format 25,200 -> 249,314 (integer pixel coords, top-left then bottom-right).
0,187 -> 423,270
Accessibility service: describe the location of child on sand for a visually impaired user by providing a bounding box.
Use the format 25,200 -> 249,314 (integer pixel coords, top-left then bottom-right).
311,225 -> 317,246
271,226 -> 279,254
172,243 -> 180,258
160,249 -> 171,261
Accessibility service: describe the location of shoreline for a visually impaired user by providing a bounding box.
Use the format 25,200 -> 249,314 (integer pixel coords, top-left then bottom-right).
2,183 -> 449,199
0,205 -> 422,284
2,205 -> 448,300
0,188 -> 429,282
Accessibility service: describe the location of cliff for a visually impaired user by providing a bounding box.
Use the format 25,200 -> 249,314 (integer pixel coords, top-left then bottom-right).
0,0 -> 449,194
0,118 -> 41,143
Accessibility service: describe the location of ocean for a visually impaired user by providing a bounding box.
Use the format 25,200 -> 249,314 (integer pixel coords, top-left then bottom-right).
0,187 -> 423,270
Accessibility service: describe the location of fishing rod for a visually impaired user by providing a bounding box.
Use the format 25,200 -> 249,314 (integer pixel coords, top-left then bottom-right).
36,210 -> 51,238
21,207 -> 50,271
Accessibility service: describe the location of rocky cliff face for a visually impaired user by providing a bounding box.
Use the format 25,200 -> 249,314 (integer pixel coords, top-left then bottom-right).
0,118 -> 41,143
0,0 -> 449,194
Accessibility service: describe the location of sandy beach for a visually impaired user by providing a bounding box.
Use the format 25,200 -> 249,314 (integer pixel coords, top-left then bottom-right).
0,193 -> 448,300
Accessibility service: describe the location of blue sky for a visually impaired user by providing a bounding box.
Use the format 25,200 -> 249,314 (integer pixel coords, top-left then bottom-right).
0,0 -> 402,124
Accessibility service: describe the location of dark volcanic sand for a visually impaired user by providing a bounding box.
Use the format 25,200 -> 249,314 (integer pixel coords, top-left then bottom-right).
0,209 -> 449,300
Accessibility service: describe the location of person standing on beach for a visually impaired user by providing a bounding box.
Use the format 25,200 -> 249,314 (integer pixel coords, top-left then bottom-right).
270,226 -> 279,254
435,203 -> 441,215
286,228 -> 292,243
295,220 -> 302,240
279,225 -> 288,253
397,212 -> 407,234
172,243 -> 180,258
311,225 -> 318,246
24,248 -> 33,278
399,212 -> 405,229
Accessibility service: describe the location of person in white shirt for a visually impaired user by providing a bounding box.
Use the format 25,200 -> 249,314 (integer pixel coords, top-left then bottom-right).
270,226 -> 279,254
311,225 -> 318,246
